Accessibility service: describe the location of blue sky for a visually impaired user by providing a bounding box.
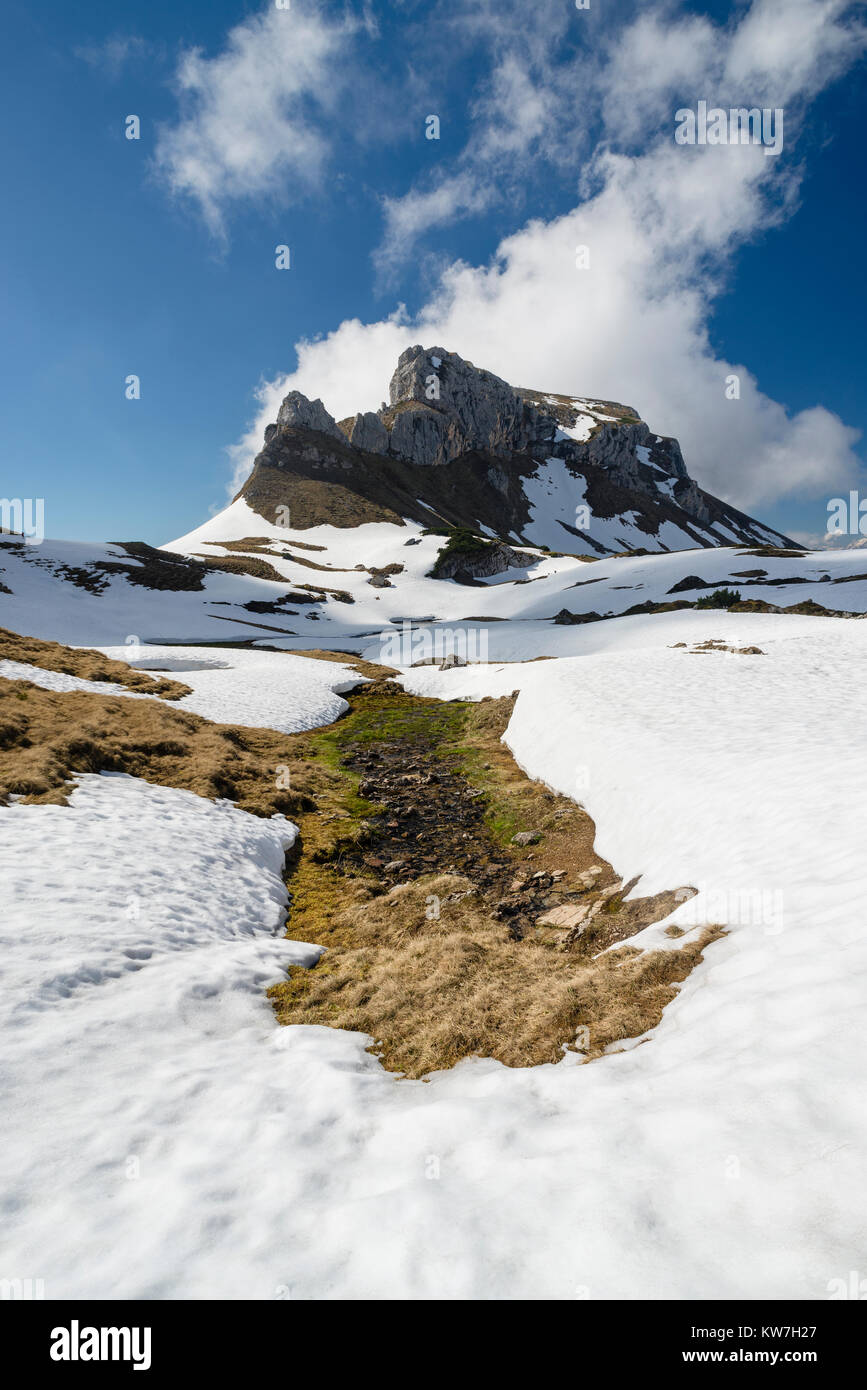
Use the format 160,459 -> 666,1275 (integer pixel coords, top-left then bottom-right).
1,0 -> 865,546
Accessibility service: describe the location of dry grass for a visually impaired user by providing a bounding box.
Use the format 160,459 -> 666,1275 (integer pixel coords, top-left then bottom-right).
287,647 -> 397,680
0,676 -> 318,817
193,553 -> 289,584
270,871 -> 722,1074
0,626 -> 191,699
0,628 -> 725,1078
269,687 -> 724,1076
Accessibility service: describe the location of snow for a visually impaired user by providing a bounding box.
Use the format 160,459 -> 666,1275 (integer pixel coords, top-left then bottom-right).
556,411 -> 596,443
0,775 -> 322,1298
98,644 -> 364,733
4,496 -> 867,652
3,549 -> 867,1298
0,646 -> 364,734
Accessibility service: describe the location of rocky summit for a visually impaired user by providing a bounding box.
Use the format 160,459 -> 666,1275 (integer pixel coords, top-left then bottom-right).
237,345 -> 796,556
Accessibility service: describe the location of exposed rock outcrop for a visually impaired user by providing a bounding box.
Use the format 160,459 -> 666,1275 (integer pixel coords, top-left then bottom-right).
344,411 -> 389,454
386,345 -> 555,466
276,392 -> 344,440
432,538 -> 528,583
247,346 -> 798,551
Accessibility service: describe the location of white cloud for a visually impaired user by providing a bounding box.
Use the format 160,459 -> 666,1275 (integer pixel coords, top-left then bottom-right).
153,6 -> 353,239
227,0 -> 865,513
376,174 -> 494,277
726,0 -> 865,99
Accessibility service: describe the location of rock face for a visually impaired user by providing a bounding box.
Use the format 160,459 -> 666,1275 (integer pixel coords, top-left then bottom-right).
248,345 -> 798,550
433,540 -> 528,583
388,402 -> 452,468
276,391 -> 344,440
386,345 -> 555,466
266,348 -> 695,500
344,411 -> 389,454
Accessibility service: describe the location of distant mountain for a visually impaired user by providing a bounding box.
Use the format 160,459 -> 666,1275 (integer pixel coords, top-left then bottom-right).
1,346 -> 822,648
235,345 -> 798,560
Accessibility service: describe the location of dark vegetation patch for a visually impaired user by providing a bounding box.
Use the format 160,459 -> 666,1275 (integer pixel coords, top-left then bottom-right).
695,588 -> 742,609
738,547 -> 808,559
428,527 -> 496,577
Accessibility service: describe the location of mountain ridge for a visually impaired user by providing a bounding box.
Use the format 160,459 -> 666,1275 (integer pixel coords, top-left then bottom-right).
235,345 -> 798,557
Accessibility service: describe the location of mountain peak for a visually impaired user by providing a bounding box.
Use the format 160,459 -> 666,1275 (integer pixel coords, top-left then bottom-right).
249,347 -> 797,552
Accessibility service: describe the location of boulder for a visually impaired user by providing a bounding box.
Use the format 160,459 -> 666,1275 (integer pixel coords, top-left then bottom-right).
536,903 -> 591,932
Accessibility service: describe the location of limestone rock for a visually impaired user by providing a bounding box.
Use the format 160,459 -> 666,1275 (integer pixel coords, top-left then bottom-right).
385,345 -> 555,467
346,411 -> 389,455
276,391 -> 344,441
434,540 -> 527,583
536,903 -> 591,932
388,403 -> 450,467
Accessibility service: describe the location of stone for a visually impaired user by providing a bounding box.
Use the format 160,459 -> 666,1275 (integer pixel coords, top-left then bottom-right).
347,411 -> 389,454
276,391 -> 344,440
433,540 -> 527,582
511,831 -> 541,846
385,345 -> 556,467
388,403 -> 450,466
553,609 -> 603,626
536,903 -> 591,931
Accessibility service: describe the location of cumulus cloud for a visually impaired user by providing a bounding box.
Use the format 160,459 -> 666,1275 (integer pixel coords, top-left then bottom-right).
153,6 -> 354,240
226,0 -> 864,513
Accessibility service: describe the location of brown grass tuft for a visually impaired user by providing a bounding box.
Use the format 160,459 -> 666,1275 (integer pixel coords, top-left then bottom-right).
0,625 -> 191,699
0,677 -> 317,817
268,686 -> 724,1076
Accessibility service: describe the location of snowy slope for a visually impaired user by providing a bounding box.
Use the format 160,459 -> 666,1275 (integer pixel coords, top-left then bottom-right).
4,502 -> 866,651
2,608 -> 867,1298
0,647 -> 363,734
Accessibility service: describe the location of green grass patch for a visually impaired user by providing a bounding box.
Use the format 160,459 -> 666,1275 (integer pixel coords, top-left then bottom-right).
696,587 -> 742,609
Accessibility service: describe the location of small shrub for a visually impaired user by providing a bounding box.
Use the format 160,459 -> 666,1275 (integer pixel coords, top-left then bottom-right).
696,587 -> 741,609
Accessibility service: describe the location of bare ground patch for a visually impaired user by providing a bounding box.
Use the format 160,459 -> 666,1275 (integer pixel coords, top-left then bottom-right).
0,630 -> 724,1078
268,681 -> 723,1076
0,626 -> 192,699
0,677 -> 317,817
